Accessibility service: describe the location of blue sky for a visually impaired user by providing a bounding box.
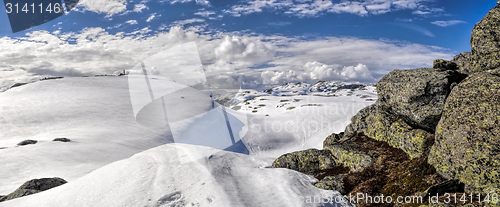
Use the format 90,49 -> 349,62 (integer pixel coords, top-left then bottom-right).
0,0 -> 498,90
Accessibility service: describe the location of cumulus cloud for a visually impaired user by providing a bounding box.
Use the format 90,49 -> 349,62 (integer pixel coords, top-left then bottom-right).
77,0 -> 127,16
0,26 -> 455,91
431,20 -> 466,27
225,0 -> 440,17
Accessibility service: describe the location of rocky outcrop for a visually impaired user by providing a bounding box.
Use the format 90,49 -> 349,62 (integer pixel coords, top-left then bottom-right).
270,149 -> 338,175
376,68 -> 467,132
0,178 -> 67,202
470,4 -> 500,73
428,71 -> 500,193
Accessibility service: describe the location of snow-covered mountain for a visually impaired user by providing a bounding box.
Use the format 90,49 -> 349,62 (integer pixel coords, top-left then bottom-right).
0,77 -> 375,206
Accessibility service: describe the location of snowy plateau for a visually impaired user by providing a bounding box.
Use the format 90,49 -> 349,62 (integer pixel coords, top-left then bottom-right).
0,76 -> 376,207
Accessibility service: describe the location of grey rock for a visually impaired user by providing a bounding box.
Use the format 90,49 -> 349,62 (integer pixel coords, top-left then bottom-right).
433,59 -> 458,71
428,72 -> 500,193
323,132 -> 344,149
343,104 -> 379,139
271,149 -> 338,174
376,68 -> 467,132
470,5 -> 500,73
17,140 -> 38,146
451,52 -> 472,74
53,138 -> 71,142
0,178 -> 67,202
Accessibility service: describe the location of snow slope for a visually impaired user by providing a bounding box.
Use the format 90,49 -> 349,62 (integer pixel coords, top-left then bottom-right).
0,77 -> 375,206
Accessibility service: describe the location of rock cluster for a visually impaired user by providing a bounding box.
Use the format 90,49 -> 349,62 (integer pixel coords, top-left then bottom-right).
271,3 -> 500,206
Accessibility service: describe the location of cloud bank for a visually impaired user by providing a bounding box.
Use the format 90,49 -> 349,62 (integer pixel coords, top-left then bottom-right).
0,26 -> 454,91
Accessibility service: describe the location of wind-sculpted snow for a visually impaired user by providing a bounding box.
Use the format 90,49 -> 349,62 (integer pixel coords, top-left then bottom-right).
0,76 -> 375,206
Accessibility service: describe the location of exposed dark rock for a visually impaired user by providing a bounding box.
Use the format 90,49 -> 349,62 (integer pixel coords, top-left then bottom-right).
53,138 -> 71,142
433,59 -> 458,71
376,68 -> 467,132
314,174 -> 347,194
0,178 -> 67,202
323,132 -> 344,149
271,149 -> 338,175
17,140 -> 38,146
422,180 -> 465,199
451,52 -> 472,74
428,72 -> 500,193
470,5 -> 500,73
10,83 -> 27,88
40,77 -> 63,81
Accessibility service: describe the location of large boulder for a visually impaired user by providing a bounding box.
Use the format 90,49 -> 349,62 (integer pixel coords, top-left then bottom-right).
270,149 -> 338,175
470,4 -> 500,73
0,178 -> 67,202
428,71 -> 500,193
376,68 -> 467,132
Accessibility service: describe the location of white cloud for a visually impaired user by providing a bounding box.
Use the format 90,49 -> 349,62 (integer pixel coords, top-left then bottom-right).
431,20 -> 466,27
171,18 -> 206,27
397,23 -> 435,37
268,21 -> 292,27
194,10 -> 216,18
133,4 -> 148,12
163,0 -> 211,6
225,0 -> 440,17
126,20 -> 138,25
0,26 -> 455,91
146,13 -> 158,22
77,0 -> 127,16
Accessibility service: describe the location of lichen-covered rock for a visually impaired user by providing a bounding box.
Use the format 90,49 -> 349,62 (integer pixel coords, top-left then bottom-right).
428,72 -> 500,193
452,52 -> 472,74
363,109 -> 434,159
343,104 -> 379,138
433,59 -> 458,71
314,174 -> 346,194
270,149 -> 338,174
377,68 -> 467,131
327,142 -> 372,172
470,5 -> 500,73
0,178 -> 67,202
344,104 -> 433,159
323,132 -> 344,149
